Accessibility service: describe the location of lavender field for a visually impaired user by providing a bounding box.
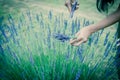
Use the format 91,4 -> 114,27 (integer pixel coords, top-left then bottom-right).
0,0 -> 119,79
0,10 -> 119,80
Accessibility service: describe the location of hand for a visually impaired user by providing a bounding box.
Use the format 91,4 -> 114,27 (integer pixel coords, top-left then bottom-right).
70,27 -> 92,46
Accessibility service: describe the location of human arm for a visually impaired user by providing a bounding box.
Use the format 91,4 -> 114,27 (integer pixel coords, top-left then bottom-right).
70,8 -> 120,46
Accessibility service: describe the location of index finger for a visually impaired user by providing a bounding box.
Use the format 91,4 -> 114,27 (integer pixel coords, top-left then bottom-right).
70,37 -> 82,45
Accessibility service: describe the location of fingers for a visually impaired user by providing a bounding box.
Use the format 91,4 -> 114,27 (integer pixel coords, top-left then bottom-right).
65,0 -> 72,12
75,31 -> 80,36
70,37 -> 82,44
70,37 -> 87,46
72,39 -> 86,46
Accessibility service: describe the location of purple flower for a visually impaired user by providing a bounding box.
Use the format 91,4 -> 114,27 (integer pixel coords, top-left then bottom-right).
71,20 -> 75,35
100,29 -> 104,36
47,25 -> 51,49
84,20 -> 90,26
64,20 -> 67,30
70,0 -> 78,18
8,14 -> 18,36
53,33 -> 70,42
104,41 -> 111,58
104,32 -> 110,46
26,10 -> 32,22
77,19 -> 80,31
0,45 -> 4,56
36,14 -> 40,22
0,25 -> 8,43
66,46 -> 70,59
48,11 -> 52,20
76,47 -> 84,62
94,32 -> 100,45
75,69 -> 81,80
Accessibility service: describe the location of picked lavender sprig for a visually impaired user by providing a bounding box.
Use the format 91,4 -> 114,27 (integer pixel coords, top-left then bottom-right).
53,33 -> 76,42
70,0 -> 78,18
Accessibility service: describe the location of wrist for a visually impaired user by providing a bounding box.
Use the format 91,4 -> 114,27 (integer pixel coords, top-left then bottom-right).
87,24 -> 98,34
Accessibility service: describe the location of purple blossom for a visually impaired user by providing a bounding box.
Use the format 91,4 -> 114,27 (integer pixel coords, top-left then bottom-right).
8,14 -> 18,36
48,11 -> 52,20
104,41 -> 111,58
84,20 -> 90,27
47,24 -> 51,49
36,14 -> 40,22
30,53 -> 34,65
0,25 -> 8,43
64,20 -> 67,30
71,20 -> 75,35
66,46 -> 70,59
70,0 -> 78,18
76,47 -> 84,62
0,45 -> 4,56
104,32 -> 110,46
53,33 -> 70,42
40,19 -> 44,28
26,11 -> 32,22
100,29 -> 104,36
27,45 -> 34,65
77,19 -> 80,31
94,32 -> 100,45
75,69 -> 81,80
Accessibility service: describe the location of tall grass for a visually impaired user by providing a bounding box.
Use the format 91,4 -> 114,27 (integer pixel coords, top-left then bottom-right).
0,10 -> 118,80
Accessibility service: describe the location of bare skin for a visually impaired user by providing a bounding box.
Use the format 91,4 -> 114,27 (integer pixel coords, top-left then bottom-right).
70,8 -> 120,46
65,0 -> 120,46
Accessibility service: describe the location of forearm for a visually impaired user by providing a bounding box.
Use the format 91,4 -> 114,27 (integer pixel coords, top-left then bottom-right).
89,9 -> 120,33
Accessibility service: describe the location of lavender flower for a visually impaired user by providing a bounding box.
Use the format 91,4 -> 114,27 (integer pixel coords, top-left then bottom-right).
77,19 -> 80,31
48,11 -> 52,20
7,45 -> 12,54
30,52 -> 34,65
47,25 -> 51,49
104,32 -> 110,46
70,0 -> 78,18
64,20 -> 67,30
36,14 -> 40,22
66,46 -> 70,59
84,20 -> 90,26
8,14 -> 17,36
104,41 -> 111,58
76,47 -> 84,62
40,20 -> 44,28
53,33 -> 70,42
94,32 -> 99,45
0,25 -> 8,43
75,69 -> 81,80
100,29 -> 104,36
71,20 -> 75,35
0,45 -> 4,56
26,11 -> 32,22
